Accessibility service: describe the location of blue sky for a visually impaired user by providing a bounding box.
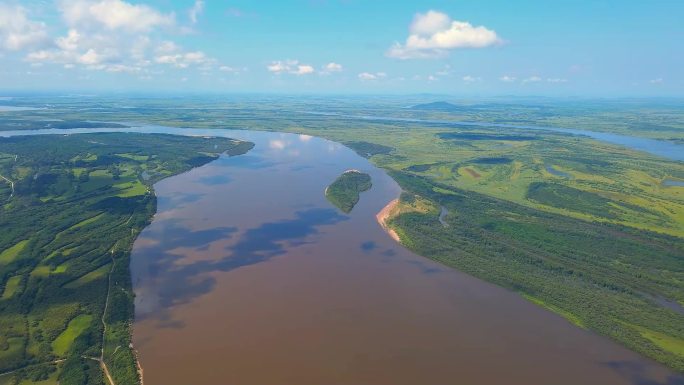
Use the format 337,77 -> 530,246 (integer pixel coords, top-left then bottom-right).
0,0 -> 682,95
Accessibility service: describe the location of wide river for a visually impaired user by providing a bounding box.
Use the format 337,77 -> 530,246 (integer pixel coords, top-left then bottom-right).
1,127 -> 682,385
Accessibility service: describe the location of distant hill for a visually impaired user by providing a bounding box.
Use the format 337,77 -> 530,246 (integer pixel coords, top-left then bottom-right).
410,101 -> 461,112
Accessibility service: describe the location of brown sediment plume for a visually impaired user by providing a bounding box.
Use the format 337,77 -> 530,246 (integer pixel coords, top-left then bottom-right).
376,198 -> 400,242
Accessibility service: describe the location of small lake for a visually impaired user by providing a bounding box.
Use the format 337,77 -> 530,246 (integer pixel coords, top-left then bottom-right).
664,180 -> 684,187
1,126 -> 682,385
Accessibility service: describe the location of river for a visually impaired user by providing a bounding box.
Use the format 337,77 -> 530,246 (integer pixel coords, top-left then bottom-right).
1,126 -> 682,384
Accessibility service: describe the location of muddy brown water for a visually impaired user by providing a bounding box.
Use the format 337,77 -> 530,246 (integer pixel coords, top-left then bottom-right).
1,127 -> 678,385
126,130 -> 682,385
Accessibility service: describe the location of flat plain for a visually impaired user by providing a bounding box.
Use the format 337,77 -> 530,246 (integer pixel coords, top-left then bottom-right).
0,96 -> 683,382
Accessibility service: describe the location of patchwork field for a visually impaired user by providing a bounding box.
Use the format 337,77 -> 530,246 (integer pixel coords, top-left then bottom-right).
0,133 -> 253,385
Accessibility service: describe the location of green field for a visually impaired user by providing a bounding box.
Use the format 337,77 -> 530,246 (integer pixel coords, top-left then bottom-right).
325,170 -> 372,213
1,276 -> 22,300
0,133 -> 253,384
0,241 -> 29,265
51,315 -> 93,356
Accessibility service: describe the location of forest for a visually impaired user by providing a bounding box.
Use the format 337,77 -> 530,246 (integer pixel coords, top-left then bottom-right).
387,171 -> 684,372
325,170 -> 372,213
0,133 -> 252,385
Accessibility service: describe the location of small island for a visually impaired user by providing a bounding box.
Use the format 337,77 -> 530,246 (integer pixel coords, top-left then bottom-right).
325,170 -> 372,213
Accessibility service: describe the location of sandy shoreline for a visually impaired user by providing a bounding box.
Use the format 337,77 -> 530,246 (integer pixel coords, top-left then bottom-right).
376,198 -> 400,242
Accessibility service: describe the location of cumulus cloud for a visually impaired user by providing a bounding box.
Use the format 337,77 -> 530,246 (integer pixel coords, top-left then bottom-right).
189,0 -> 204,24
295,64 -> 314,75
0,4 -> 49,51
649,78 -> 664,84
22,1 -> 228,75
546,77 -> 568,83
154,42 -> 213,68
323,62 -> 343,73
387,10 -> 501,59
267,60 -> 315,75
358,72 -> 387,81
59,0 -> 175,33
27,28 -> 128,69
499,75 -> 517,82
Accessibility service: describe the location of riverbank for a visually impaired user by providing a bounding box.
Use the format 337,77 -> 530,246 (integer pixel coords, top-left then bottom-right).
376,198 -> 400,242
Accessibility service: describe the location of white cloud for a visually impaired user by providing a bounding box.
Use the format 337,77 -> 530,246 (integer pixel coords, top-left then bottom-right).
267,60 -> 315,75
522,76 -> 542,84
358,72 -> 387,81
323,62 -> 343,72
267,61 -> 287,73
295,64 -> 314,75
154,49 -> 213,68
59,0 -> 175,33
547,78 -> 568,83
23,2 -> 215,75
387,10 -> 501,59
79,49 -> 101,65
0,4 -> 49,51
649,78 -> 664,84
410,10 -> 451,36
462,75 -> 481,83
189,0 -> 204,24
499,75 -> 517,82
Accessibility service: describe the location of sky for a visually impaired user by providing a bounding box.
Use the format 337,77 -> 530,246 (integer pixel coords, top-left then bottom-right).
0,0 -> 682,96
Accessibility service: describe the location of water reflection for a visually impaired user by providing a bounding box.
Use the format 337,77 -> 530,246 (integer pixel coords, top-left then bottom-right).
134,208 -> 346,327
128,129 -> 681,385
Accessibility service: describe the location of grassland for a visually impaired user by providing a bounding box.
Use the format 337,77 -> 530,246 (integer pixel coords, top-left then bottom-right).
0,241 -> 29,266
0,133 -> 253,385
325,170 -> 372,213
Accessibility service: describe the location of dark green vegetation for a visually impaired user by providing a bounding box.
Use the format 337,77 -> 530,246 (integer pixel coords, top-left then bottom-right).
0,133 -> 252,385
325,171 -> 372,213
526,182 -> 661,220
388,172 -> 684,371
343,141 -> 393,158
